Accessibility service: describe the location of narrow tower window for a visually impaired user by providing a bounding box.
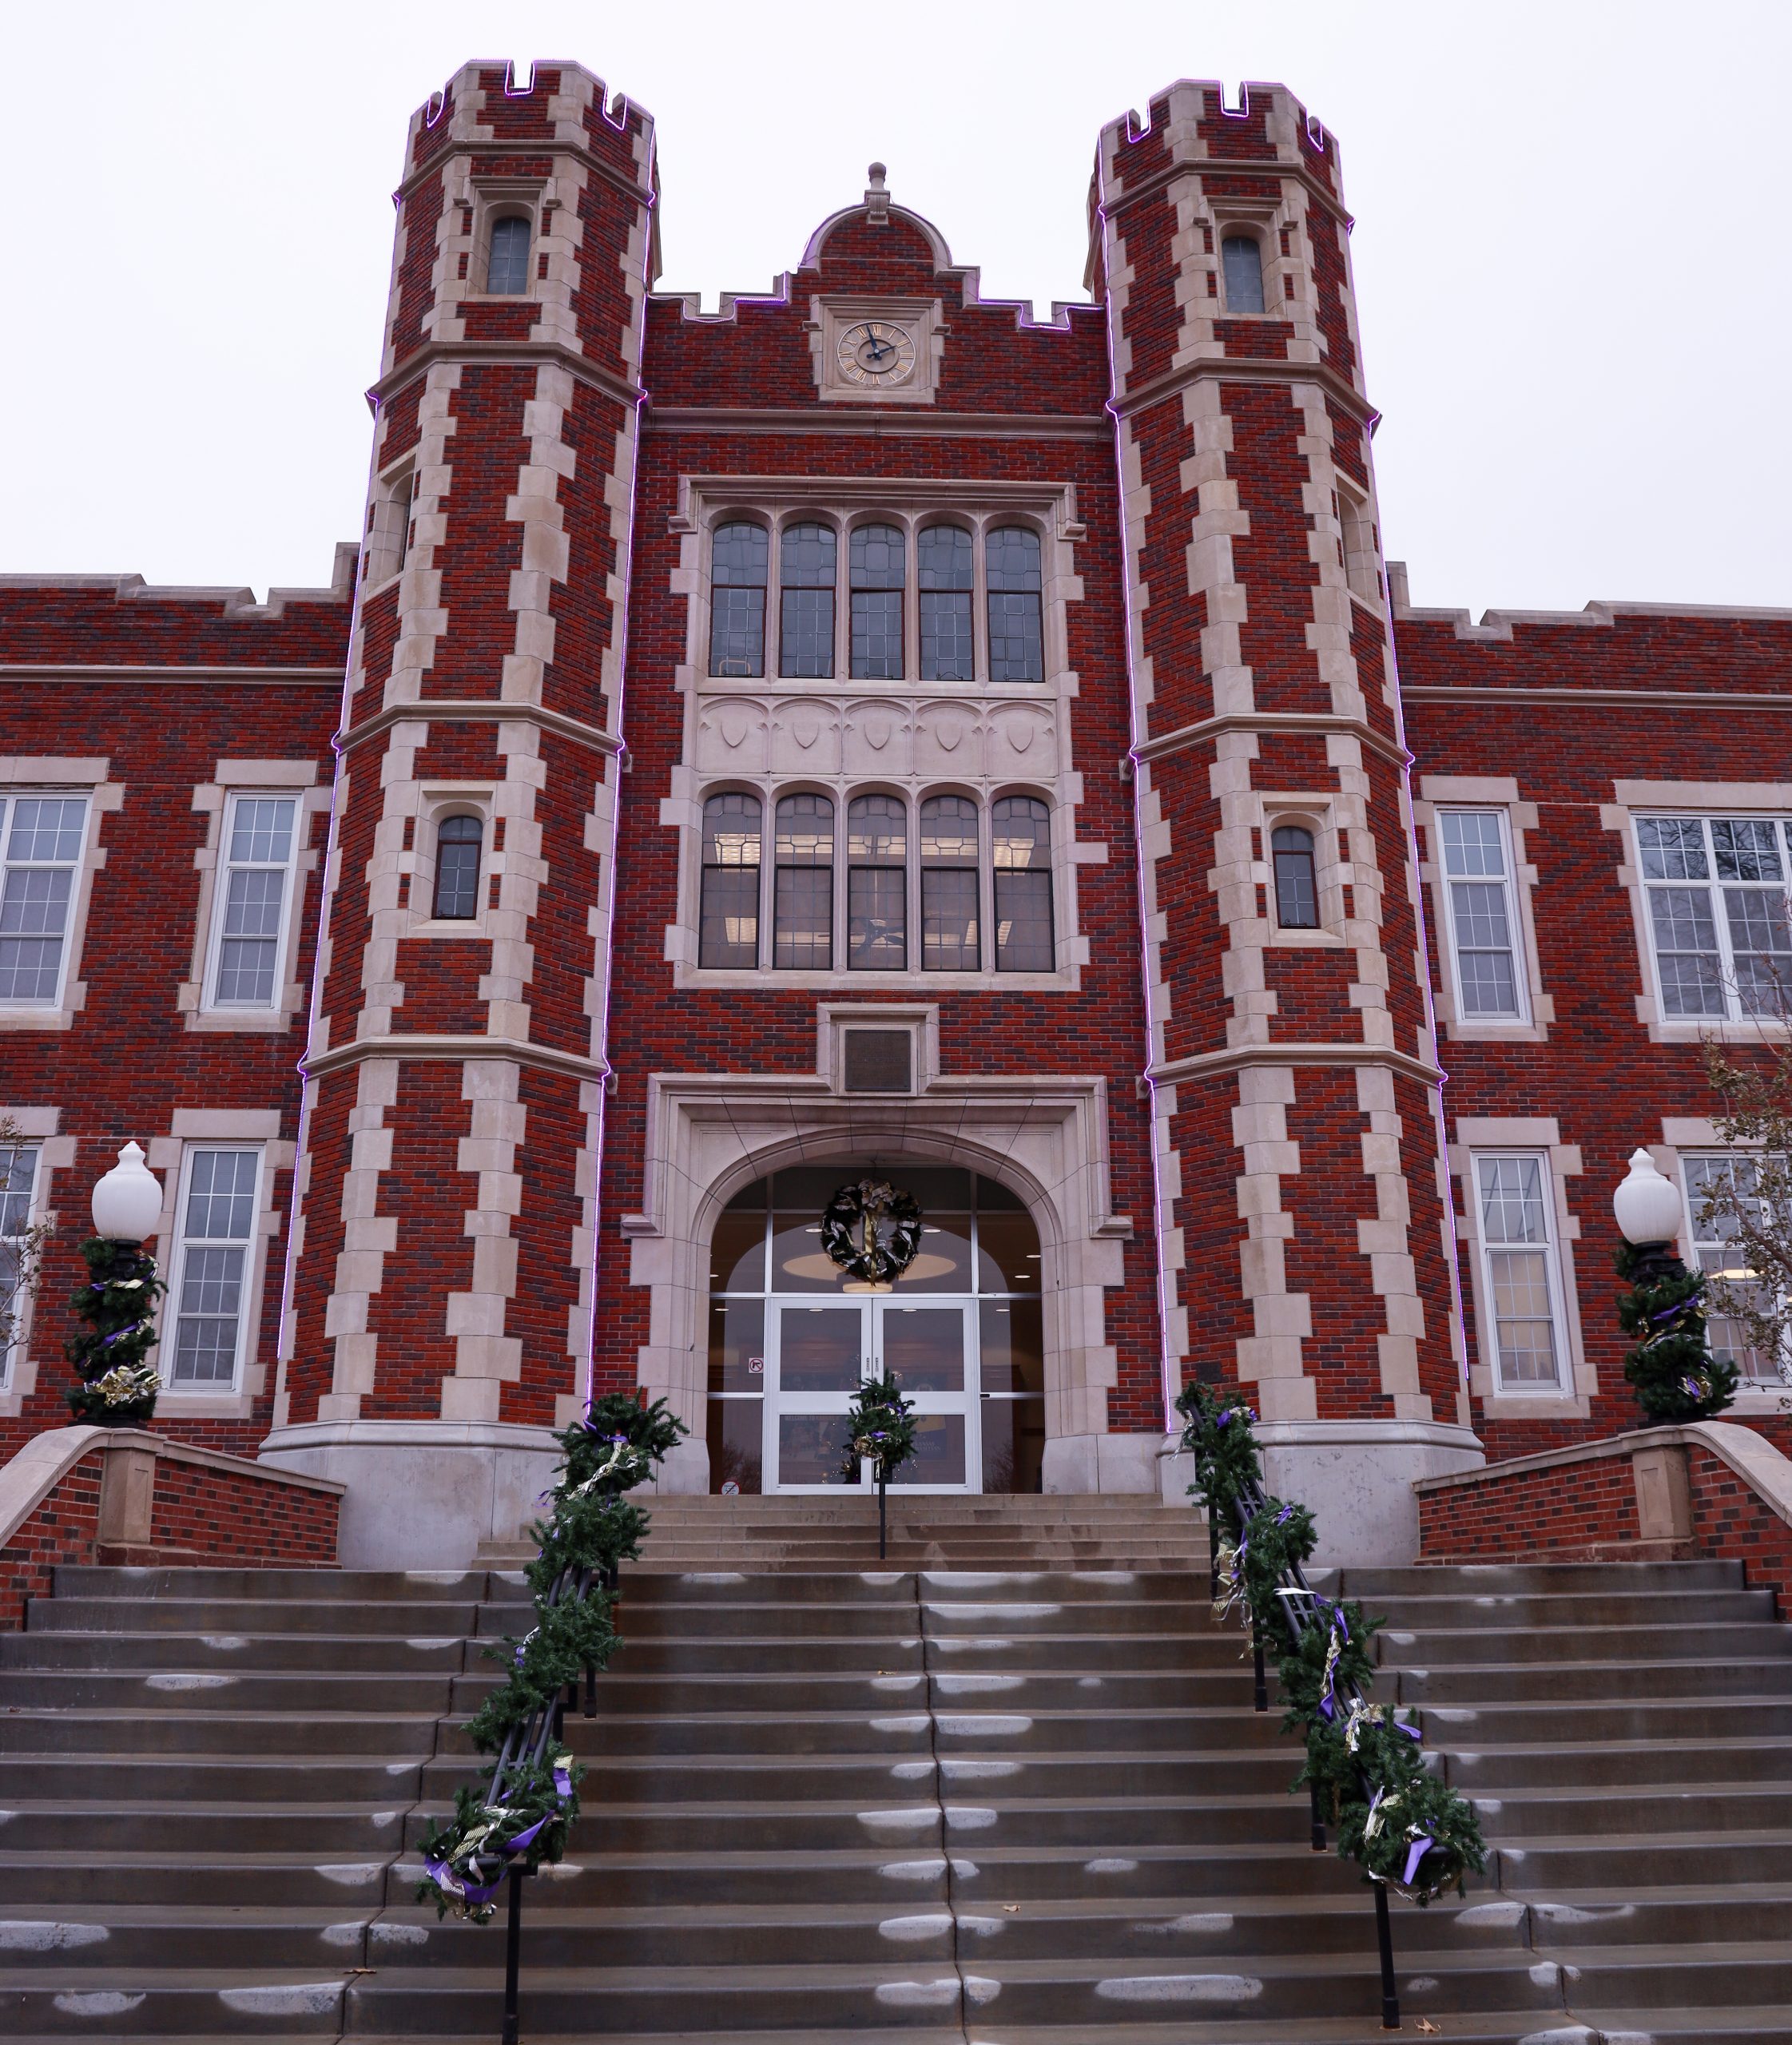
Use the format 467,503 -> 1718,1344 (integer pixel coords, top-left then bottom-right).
986,527 -> 1044,683
847,795 -> 907,971
1222,233 -> 1266,314
774,793 -> 834,970
709,522 -> 769,677
780,523 -> 836,679
850,524 -> 905,679
918,524 -> 975,681
920,796 -> 979,971
486,214 -> 532,294
993,796 -> 1054,971
1272,825 -> 1319,930
699,792 -> 762,969
432,815 -> 483,920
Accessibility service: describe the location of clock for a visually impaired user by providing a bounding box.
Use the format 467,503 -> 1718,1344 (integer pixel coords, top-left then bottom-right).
836,319 -> 916,389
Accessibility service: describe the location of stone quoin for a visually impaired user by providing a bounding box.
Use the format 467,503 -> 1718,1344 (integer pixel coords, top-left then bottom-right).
1,63 -> 1786,1567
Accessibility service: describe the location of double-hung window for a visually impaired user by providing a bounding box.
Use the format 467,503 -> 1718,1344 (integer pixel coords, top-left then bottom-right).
0,1141 -> 39,1385
1682,1154 -> 1786,1385
0,794 -> 88,1007
168,1149 -> 261,1390
207,795 -> 299,1009
1472,1152 -> 1570,1392
1437,810 -> 1526,1020
1638,815 -> 1792,1021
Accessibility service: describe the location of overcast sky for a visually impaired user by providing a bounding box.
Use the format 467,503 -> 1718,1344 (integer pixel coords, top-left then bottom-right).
6,1 -> 1786,619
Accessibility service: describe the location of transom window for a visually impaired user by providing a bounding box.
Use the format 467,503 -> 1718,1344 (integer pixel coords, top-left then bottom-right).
0,794 -> 89,1007
699,786 -> 1055,978
1472,1152 -> 1571,1393
1437,809 -> 1526,1019
1682,1154 -> 1786,1385
1638,815 -> 1792,1021
205,795 -> 299,1010
706,515 -> 1047,685
168,1148 -> 261,1391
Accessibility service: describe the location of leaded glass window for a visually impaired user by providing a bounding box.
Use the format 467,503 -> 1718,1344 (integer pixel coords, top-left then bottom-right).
993,796 -> 1053,971
700,792 -> 762,969
709,522 -> 769,677
774,793 -> 833,970
920,795 -> 979,971
847,795 -> 907,970
986,527 -> 1043,683
1222,233 -> 1266,314
919,524 -> 974,682
780,523 -> 836,679
1271,825 -> 1319,931
487,214 -> 532,294
850,524 -> 905,680
433,815 -> 483,920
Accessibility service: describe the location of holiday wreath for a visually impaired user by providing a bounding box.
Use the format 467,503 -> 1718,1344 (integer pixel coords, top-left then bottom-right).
821,1178 -> 923,1288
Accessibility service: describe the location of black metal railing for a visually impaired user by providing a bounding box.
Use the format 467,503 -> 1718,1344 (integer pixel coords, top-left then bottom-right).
482,1556 -> 619,2045
1206,1474 -> 1405,2032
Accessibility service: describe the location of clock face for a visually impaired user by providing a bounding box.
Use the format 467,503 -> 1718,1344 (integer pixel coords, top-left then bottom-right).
837,319 -> 917,388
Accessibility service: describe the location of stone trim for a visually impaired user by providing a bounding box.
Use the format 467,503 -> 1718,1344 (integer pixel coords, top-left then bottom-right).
1400,686 -> 1792,710
1112,354 -> 1374,427
646,407 -> 1111,441
1149,1042 -> 1442,1089
1134,710 -> 1409,772
369,340 -> 639,411
336,698 -> 622,759
303,1035 -> 607,1084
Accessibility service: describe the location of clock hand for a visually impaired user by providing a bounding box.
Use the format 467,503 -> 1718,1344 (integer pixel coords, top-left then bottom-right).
863,336 -> 893,364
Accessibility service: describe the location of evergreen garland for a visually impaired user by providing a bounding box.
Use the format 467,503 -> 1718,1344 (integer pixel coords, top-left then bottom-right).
838,1372 -> 918,1484
417,1391 -> 686,1920
1614,1237 -> 1738,1424
65,1237 -> 165,1426
1176,1381 -> 1486,1905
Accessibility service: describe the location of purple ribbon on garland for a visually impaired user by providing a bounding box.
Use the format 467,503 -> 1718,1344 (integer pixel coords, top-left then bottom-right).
424,1856 -> 501,1908
1401,1833 -> 1434,1887
503,1817 -> 548,1854
553,1757 -> 573,1801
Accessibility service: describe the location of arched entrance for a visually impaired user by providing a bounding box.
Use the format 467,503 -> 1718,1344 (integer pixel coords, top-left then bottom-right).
704,1161 -> 1045,1494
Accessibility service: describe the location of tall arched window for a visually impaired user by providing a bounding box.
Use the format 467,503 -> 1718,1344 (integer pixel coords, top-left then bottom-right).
780,523 -> 836,678
1222,233 -> 1266,314
918,524 -> 974,681
1272,824 -> 1319,929
432,815 -> 483,919
774,794 -> 833,970
986,527 -> 1043,683
700,792 -> 762,968
920,795 -> 979,971
847,795 -> 906,971
709,522 -> 769,677
993,796 -> 1054,971
487,215 -> 533,295
850,524 -> 904,679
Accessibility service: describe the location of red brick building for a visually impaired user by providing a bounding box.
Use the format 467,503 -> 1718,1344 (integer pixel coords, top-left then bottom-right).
0,65 -> 1785,1563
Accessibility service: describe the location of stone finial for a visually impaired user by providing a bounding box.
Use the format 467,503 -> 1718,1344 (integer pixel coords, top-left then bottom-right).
864,161 -> 889,226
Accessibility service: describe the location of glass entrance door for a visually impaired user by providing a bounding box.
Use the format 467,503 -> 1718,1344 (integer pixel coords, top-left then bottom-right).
765,1296 -> 978,1493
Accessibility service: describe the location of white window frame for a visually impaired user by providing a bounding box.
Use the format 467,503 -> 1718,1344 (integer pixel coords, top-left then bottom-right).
162,1145 -> 264,1397
1470,1149 -> 1575,1396
0,1140 -> 41,1390
1436,808 -> 1531,1025
1635,812 -> 1792,1026
1679,1151 -> 1790,1388
201,792 -> 302,1014
0,791 -> 92,1011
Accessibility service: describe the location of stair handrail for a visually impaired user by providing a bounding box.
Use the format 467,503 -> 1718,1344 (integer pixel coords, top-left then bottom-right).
1176,1382 -> 1486,2034
416,1393 -> 686,2045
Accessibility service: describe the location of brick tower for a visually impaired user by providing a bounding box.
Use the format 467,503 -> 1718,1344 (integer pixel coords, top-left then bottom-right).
261,63 -> 656,1559
1094,83 -> 1477,1553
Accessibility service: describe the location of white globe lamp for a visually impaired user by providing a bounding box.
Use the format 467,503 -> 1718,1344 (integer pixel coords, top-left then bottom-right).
91,1142 -> 164,1243
1613,1148 -> 1682,1249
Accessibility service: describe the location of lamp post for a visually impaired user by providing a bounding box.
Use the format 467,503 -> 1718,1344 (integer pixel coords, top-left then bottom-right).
1612,1148 -> 1683,1280
91,1141 -> 164,1243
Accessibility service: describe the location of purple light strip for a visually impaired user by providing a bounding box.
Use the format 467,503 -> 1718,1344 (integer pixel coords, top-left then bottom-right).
579,113 -> 659,1419
1095,139 -> 1179,1435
